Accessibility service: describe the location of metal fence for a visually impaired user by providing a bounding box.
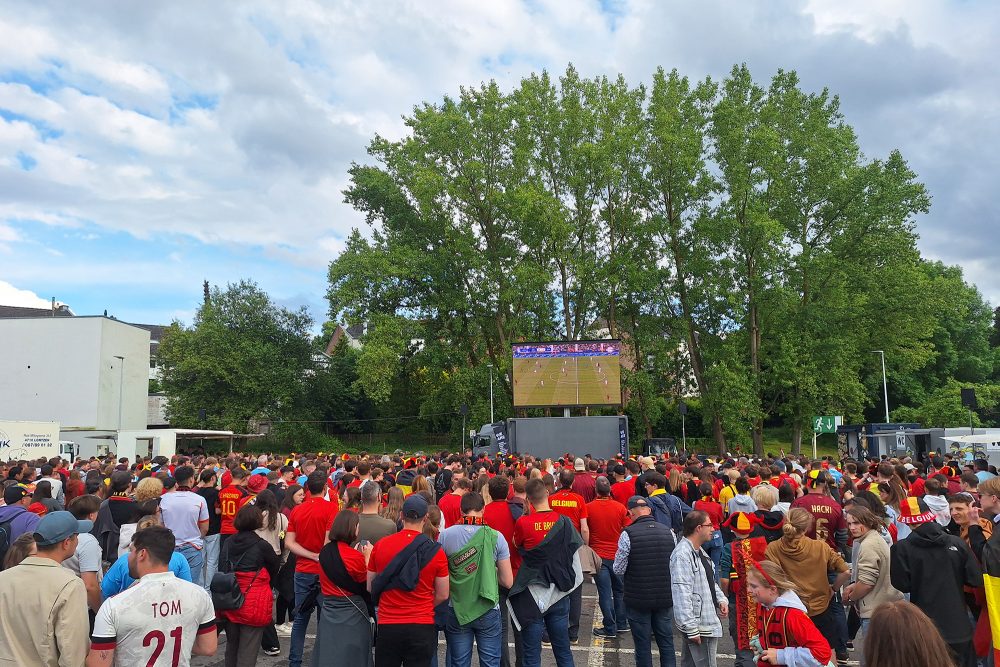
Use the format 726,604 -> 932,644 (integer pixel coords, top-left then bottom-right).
332,432 -> 456,452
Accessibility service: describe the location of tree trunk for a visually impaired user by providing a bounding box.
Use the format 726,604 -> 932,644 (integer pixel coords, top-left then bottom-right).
791,422 -> 802,456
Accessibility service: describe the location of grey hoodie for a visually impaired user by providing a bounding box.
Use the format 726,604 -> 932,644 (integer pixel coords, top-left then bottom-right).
760,590 -> 832,667
727,494 -> 757,515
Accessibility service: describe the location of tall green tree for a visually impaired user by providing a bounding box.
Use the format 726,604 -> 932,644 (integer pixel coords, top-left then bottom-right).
158,280 -> 314,432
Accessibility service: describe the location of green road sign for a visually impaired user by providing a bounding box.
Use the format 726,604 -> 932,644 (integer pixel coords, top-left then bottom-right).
812,416 -> 839,434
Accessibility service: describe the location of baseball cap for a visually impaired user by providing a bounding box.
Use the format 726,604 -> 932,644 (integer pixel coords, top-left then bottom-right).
402,494 -> 429,520
34,510 -> 94,547
574,458 -> 585,471
3,485 -> 29,505
626,496 -> 649,510
247,474 -> 268,494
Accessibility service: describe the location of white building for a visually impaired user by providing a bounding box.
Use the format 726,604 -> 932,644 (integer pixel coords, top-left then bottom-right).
0,316 -> 150,458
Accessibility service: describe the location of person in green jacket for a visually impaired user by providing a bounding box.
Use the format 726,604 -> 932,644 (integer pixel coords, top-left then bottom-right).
439,492 -> 514,667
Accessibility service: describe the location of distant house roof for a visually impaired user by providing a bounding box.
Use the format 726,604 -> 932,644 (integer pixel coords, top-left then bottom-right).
128,323 -> 168,342
0,304 -> 74,318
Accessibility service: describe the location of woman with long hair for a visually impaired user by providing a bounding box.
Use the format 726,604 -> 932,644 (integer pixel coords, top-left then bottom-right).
217,504 -> 280,667
410,474 -> 433,498
253,489 -> 289,657
28,480 -> 59,515
65,469 -> 85,505
343,486 -> 362,512
315,511 -> 375,667
863,600 -> 956,667
3,533 -> 36,569
280,484 -> 304,519
764,508 -> 851,659
380,486 -> 404,523
878,480 -> 909,539
843,506 -> 903,665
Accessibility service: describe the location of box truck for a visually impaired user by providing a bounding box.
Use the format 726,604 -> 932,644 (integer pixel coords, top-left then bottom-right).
0,420 -> 73,461
472,416 -> 628,460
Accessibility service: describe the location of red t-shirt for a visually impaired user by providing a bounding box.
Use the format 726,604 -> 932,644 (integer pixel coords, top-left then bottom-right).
367,529 -> 448,625
288,496 -> 339,574
694,498 -> 724,530
571,474 -> 597,503
513,510 -> 562,550
610,480 -> 635,507
790,493 -> 844,549
439,492 -> 463,528
548,490 -> 588,532
319,542 -> 367,597
585,498 -> 629,560
217,485 -> 249,535
483,500 -> 521,575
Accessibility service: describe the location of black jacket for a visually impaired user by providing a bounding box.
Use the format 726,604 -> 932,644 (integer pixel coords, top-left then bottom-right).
890,521 -> 981,643
370,532 -> 441,603
509,515 -> 583,626
220,531 -> 281,581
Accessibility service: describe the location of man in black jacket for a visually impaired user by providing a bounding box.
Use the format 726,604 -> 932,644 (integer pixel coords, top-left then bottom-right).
890,496 -> 981,667
613,496 -> 678,667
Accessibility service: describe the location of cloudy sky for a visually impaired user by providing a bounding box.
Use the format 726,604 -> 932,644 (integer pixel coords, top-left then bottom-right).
1,1 -> 997,327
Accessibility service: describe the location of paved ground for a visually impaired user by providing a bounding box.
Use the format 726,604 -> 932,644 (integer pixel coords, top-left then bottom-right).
193,579 -> 861,666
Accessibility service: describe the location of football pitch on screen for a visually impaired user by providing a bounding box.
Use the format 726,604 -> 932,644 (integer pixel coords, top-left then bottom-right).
512,356 -> 622,406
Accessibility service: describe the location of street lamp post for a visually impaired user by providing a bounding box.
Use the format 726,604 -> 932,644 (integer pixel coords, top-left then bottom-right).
113,355 -> 125,431
487,363 -> 495,424
872,350 -> 889,423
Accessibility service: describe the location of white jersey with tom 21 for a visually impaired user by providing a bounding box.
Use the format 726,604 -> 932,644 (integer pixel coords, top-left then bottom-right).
91,571 -> 216,667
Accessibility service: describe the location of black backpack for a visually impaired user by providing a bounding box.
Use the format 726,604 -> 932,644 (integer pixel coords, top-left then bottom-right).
0,515 -> 20,570
434,469 -> 452,501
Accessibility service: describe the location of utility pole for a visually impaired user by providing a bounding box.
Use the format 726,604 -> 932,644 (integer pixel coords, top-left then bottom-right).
113,355 -> 125,431
872,350 -> 889,422
487,364 -> 495,424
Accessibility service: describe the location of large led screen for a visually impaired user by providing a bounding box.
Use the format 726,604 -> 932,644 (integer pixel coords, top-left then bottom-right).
512,340 -> 622,407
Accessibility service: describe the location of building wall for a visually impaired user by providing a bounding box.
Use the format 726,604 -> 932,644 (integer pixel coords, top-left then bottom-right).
0,317 -> 149,431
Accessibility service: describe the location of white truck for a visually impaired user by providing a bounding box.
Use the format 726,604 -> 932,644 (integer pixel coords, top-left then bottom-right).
0,420 -> 74,462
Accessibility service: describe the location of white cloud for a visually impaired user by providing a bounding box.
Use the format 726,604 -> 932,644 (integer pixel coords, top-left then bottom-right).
0,0 -> 997,311
0,279 -> 58,308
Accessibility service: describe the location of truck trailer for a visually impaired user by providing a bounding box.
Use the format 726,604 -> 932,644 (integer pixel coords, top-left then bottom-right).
0,420 -> 74,462
472,416 -> 628,460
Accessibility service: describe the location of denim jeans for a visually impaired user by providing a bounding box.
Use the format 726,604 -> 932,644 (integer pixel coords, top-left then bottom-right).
177,544 -> 205,588
627,607 -> 675,667
520,595 -> 574,667
445,606 -> 502,667
201,533 -> 220,591
290,572 -> 319,667
679,636 -> 717,667
595,559 -> 627,633
859,618 -> 870,667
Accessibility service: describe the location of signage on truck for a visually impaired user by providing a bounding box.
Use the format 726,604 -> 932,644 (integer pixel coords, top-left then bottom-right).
0,421 -> 61,461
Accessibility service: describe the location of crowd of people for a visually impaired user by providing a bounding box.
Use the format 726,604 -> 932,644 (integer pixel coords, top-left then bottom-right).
0,447 -> 996,667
